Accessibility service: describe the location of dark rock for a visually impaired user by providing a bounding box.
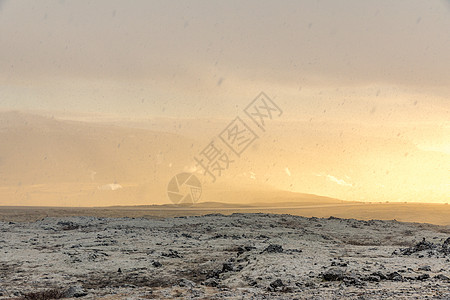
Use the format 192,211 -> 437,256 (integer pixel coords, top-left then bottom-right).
236,246 -> 245,256
117,268 -> 122,273
442,237 -> 450,254
286,248 -> 303,254
371,271 -> 387,280
203,278 -> 219,287
244,245 -> 256,251
152,261 -> 162,268
321,234 -> 332,240
161,249 -> 181,258
262,244 -> 283,254
365,275 -> 381,282
323,268 -> 345,281
236,264 -> 245,272
234,245 -> 256,256
249,280 -> 258,286
434,274 -> 450,281
206,271 -> 219,279
416,274 -> 430,281
331,261 -> 347,267
443,237 -> 450,246
399,238 -> 435,255
398,237 -> 450,257
269,279 -> 285,291
387,272 -> 403,281
343,276 -> 364,286
222,262 -> 234,273
211,234 -> 226,239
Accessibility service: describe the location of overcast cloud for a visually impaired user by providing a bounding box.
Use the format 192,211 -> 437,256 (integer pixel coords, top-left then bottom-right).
0,0 -> 449,119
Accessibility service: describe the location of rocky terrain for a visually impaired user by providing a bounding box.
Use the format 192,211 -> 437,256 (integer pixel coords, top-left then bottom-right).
0,213 -> 449,299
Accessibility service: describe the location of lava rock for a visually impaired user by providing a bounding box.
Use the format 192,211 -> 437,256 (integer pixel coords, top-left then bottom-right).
269,279 -> 285,291
387,272 -> 403,281
222,262 -> 234,273
235,245 -> 256,256
203,278 -> 219,287
343,276 -> 364,286
152,261 -> 162,268
262,244 -> 283,254
161,249 -> 181,258
416,274 -> 430,281
365,275 -> 381,282
443,237 -> 450,246
400,238 -> 435,255
331,261 -> 347,267
323,268 -> 345,281
371,271 -> 387,280
434,274 -> 450,281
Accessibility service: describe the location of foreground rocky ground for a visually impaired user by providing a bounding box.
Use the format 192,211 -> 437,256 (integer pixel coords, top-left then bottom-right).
0,213 -> 449,299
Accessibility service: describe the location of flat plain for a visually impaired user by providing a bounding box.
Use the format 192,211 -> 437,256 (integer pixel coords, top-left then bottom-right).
0,206 -> 449,299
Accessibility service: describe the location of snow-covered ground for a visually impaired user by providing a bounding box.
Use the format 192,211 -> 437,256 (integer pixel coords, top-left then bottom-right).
0,213 -> 449,299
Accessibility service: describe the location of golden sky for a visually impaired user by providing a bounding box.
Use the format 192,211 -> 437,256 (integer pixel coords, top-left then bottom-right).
0,0 -> 448,205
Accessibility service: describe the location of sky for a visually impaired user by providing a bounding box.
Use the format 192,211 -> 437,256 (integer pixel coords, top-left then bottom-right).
1,0 -> 449,120
0,0 -> 449,205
